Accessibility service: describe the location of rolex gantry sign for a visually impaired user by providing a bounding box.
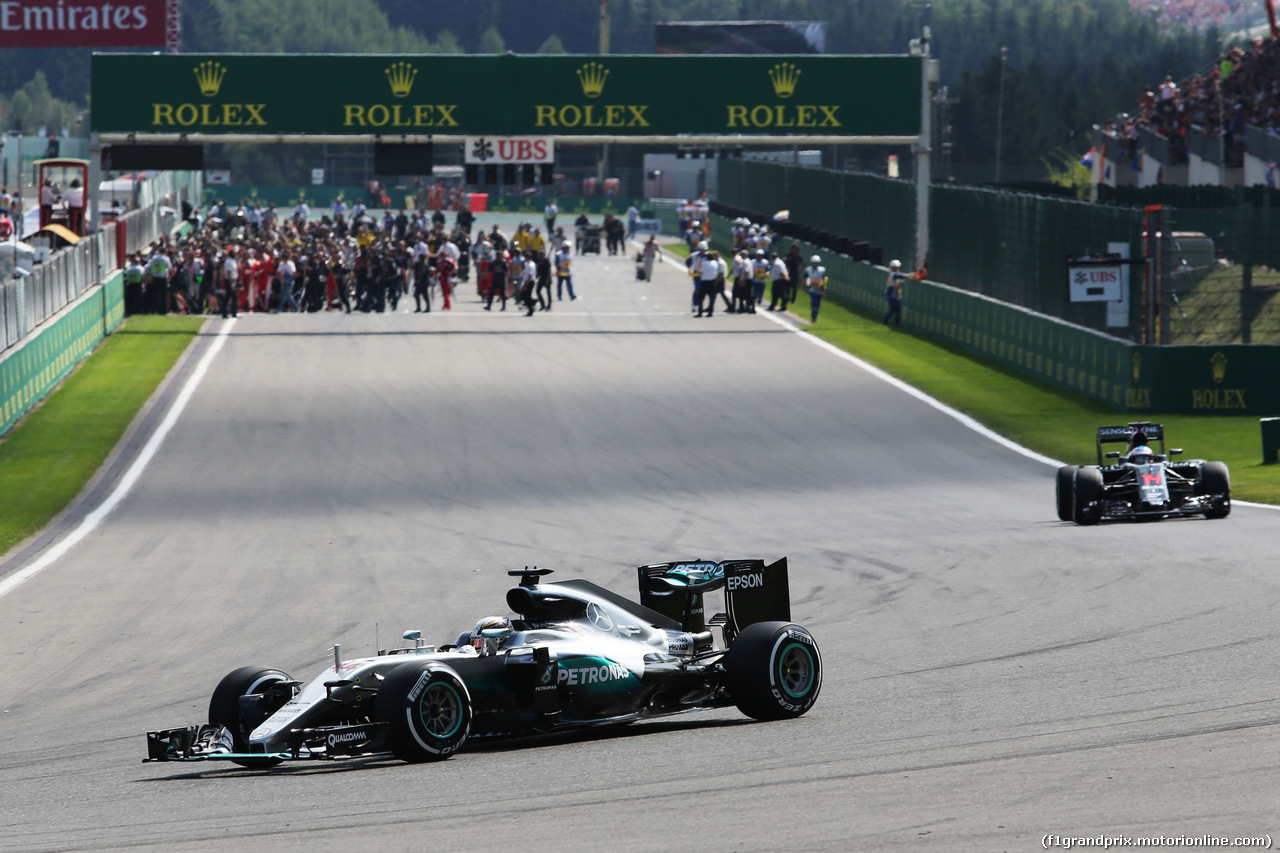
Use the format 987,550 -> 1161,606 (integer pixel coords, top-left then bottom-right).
91,53 -> 922,140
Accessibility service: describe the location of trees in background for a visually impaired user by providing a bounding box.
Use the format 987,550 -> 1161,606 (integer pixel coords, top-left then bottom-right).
0,0 -> 1229,181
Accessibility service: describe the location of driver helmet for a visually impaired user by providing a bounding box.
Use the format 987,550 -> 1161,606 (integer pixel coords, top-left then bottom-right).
890,259 -> 902,270
697,241 -> 708,251
471,616 -> 513,649
1128,445 -> 1155,465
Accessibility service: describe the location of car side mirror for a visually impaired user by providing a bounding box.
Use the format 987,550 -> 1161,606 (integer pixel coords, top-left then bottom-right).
1106,451 -> 1120,459
1169,448 -> 1183,455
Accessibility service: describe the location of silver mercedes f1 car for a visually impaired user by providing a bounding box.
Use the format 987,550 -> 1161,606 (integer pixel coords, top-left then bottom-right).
145,558 -> 821,767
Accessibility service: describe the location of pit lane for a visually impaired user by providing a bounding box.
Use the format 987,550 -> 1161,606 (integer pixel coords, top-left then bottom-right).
0,234 -> 1276,852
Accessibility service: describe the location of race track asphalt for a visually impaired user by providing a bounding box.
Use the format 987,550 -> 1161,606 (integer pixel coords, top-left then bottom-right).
1,237 -> 1276,852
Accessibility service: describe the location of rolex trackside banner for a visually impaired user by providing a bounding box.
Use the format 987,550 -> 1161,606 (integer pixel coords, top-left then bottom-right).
0,0 -> 165,48
90,53 -> 923,138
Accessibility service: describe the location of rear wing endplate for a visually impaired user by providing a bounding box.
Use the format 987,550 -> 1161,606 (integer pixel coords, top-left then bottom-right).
637,558 -> 790,641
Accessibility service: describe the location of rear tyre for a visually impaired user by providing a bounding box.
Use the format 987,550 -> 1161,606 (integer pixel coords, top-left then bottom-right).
1056,465 -> 1078,521
208,666 -> 295,768
1197,461 -> 1231,519
376,662 -> 472,762
1073,467 -> 1103,526
724,621 -> 822,721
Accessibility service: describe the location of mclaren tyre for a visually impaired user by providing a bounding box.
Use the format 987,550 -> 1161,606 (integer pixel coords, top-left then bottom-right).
724,621 -> 822,721
376,662 -> 472,763
1073,467 -> 1104,526
207,666 -> 296,768
1056,465 -> 1078,521
1197,461 -> 1232,520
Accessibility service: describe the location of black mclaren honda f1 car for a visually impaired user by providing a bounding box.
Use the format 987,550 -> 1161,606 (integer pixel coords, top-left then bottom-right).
1056,422 -> 1231,525
145,558 -> 821,767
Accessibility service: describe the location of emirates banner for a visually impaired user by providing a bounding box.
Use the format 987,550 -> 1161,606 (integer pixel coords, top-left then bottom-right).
0,0 -> 165,48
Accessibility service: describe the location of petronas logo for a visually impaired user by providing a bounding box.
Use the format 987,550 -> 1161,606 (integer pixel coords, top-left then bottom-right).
385,61 -> 417,98
576,62 -> 609,98
193,61 -> 227,97
769,62 -> 801,98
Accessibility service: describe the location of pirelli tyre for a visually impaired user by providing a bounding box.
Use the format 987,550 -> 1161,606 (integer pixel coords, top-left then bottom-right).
1197,461 -> 1231,520
724,621 -> 822,721
1073,467 -> 1104,526
376,662 -> 472,762
208,666 -> 296,768
1056,465 -> 1078,521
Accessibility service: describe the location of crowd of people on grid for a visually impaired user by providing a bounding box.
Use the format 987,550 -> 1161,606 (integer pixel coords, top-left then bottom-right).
680,212 -> 828,322
121,198 -> 590,320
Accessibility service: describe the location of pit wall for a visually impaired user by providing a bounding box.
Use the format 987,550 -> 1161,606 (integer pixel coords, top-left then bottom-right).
1,273 -> 124,436
707,214 -> 1280,415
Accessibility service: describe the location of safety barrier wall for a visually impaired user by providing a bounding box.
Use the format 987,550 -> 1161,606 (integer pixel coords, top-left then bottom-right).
1,171 -> 201,356
0,171 -> 201,437
708,212 -> 1280,415
0,272 -> 124,436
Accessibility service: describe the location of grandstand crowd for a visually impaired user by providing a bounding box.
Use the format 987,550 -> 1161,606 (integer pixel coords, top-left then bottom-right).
1129,0 -> 1258,31
1121,29 -> 1280,166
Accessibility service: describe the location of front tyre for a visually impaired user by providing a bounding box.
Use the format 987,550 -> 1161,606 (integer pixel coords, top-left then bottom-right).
208,666 -> 295,768
376,662 -> 472,762
1073,467 -> 1103,526
1056,465 -> 1078,521
1197,461 -> 1231,519
724,621 -> 822,721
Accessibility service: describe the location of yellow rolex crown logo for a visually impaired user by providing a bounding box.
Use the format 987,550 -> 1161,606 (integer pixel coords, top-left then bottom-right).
194,61 -> 227,97
769,62 -> 801,98
576,62 -> 609,98
1211,351 -> 1228,383
385,61 -> 417,98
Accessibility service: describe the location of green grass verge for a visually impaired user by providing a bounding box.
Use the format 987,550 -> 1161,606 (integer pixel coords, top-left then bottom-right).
0,315 -> 206,555
665,242 -> 1278,504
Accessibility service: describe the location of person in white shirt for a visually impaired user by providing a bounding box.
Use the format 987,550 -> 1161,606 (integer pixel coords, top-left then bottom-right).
697,250 -> 724,317
544,201 -> 558,236
805,255 -> 829,323
63,179 -> 85,233
767,251 -> 790,312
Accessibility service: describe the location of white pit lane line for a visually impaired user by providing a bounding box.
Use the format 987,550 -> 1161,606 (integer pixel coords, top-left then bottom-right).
0,319 -> 238,601
658,248 -> 1277,512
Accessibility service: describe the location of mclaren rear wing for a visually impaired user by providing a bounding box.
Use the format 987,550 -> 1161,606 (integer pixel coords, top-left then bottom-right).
637,558 -> 791,642
1095,422 -> 1164,464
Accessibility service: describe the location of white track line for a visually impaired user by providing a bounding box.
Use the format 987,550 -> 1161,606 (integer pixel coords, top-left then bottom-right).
0,319 -> 238,601
660,249 -> 1277,511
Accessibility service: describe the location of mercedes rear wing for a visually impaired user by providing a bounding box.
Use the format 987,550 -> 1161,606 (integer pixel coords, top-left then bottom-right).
1096,422 -> 1164,464
637,558 -> 790,643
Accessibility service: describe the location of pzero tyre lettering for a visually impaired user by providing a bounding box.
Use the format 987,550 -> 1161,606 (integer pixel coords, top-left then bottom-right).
375,662 -> 472,763
1055,465 -> 1077,521
207,666 -> 295,768
723,621 -> 822,721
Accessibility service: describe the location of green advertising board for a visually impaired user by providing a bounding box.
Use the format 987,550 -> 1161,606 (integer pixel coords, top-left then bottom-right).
91,54 -> 922,139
